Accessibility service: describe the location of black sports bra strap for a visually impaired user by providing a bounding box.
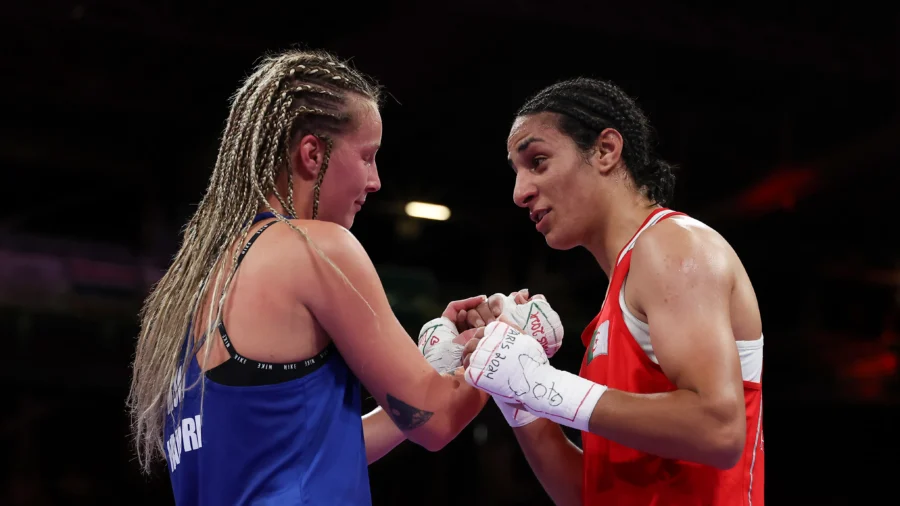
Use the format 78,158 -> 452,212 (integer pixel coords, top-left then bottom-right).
215,320 -> 335,379
209,217 -> 336,383
215,219 -> 277,362
235,220 -> 278,268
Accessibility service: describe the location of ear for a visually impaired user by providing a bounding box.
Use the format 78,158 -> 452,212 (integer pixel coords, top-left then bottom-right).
591,127 -> 625,175
290,134 -> 325,181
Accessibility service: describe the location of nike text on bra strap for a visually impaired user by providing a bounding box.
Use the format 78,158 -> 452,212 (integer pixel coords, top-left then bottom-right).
218,320 -> 335,373
212,216 -> 335,381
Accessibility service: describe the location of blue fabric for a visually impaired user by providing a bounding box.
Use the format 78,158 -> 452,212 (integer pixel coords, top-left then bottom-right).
252,211 -> 280,224
163,211 -> 371,505
164,350 -> 371,505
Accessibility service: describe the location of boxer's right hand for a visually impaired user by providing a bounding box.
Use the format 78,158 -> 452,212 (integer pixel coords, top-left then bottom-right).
443,290 -> 529,332
419,294 -> 491,374
418,317 -> 481,374
497,293 -> 564,358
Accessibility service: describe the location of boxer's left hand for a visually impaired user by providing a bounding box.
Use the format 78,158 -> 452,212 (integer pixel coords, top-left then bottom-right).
463,321 -> 606,431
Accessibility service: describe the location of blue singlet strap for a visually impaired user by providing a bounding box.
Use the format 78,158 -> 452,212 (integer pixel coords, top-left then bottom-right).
252,211 -> 280,224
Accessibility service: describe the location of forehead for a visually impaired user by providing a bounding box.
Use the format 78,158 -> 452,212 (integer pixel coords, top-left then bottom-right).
345,95 -> 382,141
506,112 -> 564,154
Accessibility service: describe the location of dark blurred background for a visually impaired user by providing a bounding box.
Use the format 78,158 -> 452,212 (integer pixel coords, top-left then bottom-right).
2,1 -> 899,505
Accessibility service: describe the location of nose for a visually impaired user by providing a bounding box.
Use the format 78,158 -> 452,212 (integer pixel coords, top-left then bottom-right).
366,164 -> 381,193
513,172 -> 536,208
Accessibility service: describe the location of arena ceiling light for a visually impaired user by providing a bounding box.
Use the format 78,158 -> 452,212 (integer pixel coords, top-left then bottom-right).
404,201 -> 451,221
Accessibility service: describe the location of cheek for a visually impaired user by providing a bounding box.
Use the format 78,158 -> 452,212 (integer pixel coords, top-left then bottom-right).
352,163 -> 369,191
325,154 -> 366,196
546,162 -> 583,197
334,163 -> 369,202
552,165 -> 593,221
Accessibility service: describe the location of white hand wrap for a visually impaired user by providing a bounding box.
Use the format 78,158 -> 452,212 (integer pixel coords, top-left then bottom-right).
465,322 -> 606,432
493,395 -> 539,427
417,316 -> 464,374
499,294 -> 564,358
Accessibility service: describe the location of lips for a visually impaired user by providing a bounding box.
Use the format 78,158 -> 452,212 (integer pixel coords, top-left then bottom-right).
531,209 -> 550,224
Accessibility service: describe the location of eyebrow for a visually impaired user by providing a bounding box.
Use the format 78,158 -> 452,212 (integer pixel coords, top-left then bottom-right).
517,136 -> 543,153
507,136 -> 544,169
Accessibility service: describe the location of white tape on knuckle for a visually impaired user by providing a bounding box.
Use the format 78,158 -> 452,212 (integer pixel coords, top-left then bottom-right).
484,320 -> 509,338
472,347 -> 493,368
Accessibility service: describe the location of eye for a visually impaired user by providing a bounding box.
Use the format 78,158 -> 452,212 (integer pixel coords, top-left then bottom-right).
531,156 -> 547,171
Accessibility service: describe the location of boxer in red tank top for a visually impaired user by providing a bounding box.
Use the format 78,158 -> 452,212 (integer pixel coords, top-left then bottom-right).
461,78 -> 764,506
577,207 -> 764,506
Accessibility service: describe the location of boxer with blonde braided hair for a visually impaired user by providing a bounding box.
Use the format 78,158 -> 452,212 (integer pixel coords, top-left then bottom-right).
128,49 -> 491,505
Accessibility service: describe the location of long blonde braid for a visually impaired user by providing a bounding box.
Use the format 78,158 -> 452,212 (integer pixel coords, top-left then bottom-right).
128,49 -> 381,473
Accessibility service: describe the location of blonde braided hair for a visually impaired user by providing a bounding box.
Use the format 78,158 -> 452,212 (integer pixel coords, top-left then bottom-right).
128,49 -> 381,473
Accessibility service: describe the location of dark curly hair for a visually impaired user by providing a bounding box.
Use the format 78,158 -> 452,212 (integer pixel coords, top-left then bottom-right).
517,77 -> 676,206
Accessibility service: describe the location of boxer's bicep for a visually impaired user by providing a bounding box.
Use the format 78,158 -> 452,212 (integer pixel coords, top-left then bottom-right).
630,227 -> 744,419
303,226 -> 440,431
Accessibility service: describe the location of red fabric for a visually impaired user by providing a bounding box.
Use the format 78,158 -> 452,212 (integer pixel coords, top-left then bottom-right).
579,209 -> 764,506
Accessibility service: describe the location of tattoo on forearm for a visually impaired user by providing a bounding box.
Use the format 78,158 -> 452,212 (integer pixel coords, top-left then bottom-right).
385,394 -> 434,430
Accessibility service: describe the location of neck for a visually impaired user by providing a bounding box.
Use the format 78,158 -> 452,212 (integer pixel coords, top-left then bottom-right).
261,193 -> 314,220
259,171 -> 315,220
584,190 -> 661,278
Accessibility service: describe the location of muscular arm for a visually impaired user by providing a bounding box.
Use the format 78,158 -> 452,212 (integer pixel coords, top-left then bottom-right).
585,222 -> 746,469
302,225 -> 490,451
513,419 -> 583,506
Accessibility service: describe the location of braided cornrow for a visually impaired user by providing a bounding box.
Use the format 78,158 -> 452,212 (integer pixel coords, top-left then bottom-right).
128,49 -> 381,473
517,77 -> 676,206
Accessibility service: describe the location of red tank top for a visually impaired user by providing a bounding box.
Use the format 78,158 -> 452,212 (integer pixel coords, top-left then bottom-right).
578,208 -> 764,506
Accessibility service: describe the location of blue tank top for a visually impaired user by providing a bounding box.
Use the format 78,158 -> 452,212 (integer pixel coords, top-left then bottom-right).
163,213 -> 371,505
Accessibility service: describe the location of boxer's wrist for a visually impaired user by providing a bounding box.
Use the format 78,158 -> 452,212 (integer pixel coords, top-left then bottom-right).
522,364 -> 606,432
464,321 -> 603,432
493,395 -> 538,427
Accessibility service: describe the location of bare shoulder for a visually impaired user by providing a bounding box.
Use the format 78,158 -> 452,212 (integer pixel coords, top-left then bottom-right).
628,215 -> 737,312
259,219 -> 367,264
246,219 -> 376,296
633,215 -> 735,277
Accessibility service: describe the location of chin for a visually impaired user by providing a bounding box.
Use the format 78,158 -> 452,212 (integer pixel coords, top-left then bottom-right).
342,211 -> 359,230
543,229 -> 579,251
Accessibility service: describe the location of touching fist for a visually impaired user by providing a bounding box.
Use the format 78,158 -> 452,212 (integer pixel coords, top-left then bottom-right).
464,321 -> 606,432
496,293 -> 564,358
417,317 -> 466,374
463,321 -> 552,403
443,290 -> 530,332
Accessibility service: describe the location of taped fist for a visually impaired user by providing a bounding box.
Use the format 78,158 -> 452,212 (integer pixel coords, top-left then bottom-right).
496,293 -> 564,358
444,290 -> 529,332
464,321 -> 605,432
417,317 -> 468,374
